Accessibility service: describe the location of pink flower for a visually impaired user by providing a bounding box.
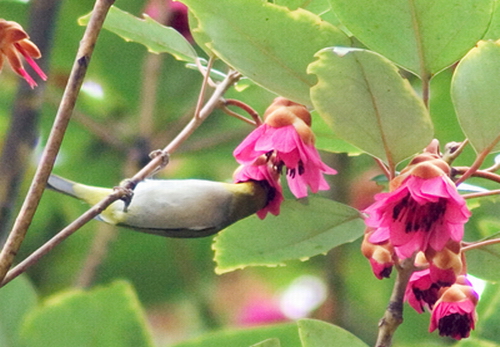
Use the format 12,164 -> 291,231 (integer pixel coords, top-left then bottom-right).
233,98 -> 336,199
361,229 -> 394,279
429,278 -> 478,340
365,173 -> 470,259
234,160 -> 283,219
405,269 -> 441,313
0,19 -> 47,88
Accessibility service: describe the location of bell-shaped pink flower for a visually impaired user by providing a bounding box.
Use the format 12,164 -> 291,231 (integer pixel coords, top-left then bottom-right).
234,159 -> 283,219
429,277 -> 478,340
405,269 -> 442,313
233,98 -> 336,199
365,160 -> 470,259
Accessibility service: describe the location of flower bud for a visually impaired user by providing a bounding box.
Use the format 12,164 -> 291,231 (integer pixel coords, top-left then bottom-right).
361,230 -> 394,279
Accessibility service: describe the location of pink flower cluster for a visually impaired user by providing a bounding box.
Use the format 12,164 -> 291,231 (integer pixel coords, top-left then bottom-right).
233,97 -> 336,218
0,19 -> 47,88
361,141 -> 478,340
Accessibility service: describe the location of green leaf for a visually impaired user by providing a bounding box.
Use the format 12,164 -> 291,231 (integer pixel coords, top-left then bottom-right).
456,338 -> 500,347
79,6 -> 198,62
475,282 -> 500,343
311,111 -> 363,155
181,0 -> 349,106
329,0 -> 494,77
171,322 -> 301,347
451,40 -> 500,154
308,47 -> 433,168
20,281 -> 154,347
466,245 -> 500,282
250,338 -> 282,347
0,275 -> 38,347
213,197 -> 364,274
297,319 -> 369,347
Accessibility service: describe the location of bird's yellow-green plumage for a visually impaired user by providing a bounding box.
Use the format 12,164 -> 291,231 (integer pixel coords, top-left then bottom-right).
46,175 -> 270,238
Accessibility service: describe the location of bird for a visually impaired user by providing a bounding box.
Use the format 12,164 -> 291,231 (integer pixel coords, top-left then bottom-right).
46,174 -> 270,238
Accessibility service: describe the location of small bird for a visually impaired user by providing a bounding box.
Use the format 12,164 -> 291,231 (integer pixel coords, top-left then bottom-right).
46,175 -> 270,238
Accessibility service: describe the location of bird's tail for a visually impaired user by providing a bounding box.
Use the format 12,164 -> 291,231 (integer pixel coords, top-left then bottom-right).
46,174 -> 80,198
46,174 -> 112,205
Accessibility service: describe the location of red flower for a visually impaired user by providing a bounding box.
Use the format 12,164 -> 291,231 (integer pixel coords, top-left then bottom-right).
234,98 -> 336,199
405,269 -> 442,313
365,165 -> 470,259
429,277 -> 478,340
234,159 -> 283,219
0,19 -> 47,88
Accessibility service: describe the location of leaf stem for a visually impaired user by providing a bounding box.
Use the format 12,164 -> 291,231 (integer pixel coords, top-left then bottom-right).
0,0 -> 115,284
223,98 -> 262,126
374,157 -> 393,180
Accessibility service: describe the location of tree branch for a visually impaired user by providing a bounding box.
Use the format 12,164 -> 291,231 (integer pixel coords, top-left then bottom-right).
375,258 -> 415,347
0,0 -> 115,284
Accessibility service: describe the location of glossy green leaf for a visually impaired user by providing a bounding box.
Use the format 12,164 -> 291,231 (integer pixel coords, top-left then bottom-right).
298,319 -> 369,347
20,281 -> 154,347
0,275 -> 38,347
311,111 -> 363,155
171,322 -> 301,347
181,0 -> 349,106
213,197 -> 364,274
309,47 -> 433,167
79,6 -> 197,62
329,0 -> 494,77
251,338 -> 281,347
452,40 -> 500,154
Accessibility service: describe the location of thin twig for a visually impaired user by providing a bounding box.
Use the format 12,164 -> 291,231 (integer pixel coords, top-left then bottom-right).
453,167 -> 500,185
462,189 -> 500,199
0,0 -> 115,284
455,134 -> 500,186
0,68 -> 242,286
195,57 -> 217,88
73,223 -> 117,288
126,69 -> 241,185
375,257 -> 415,347
462,237 -> 500,252
193,56 -> 216,119
1,188 -> 128,287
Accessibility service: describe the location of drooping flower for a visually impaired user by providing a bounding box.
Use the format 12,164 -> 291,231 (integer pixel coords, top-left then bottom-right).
0,19 -> 47,88
429,276 -> 478,340
405,269 -> 442,313
233,97 -> 336,199
361,228 -> 394,279
233,156 -> 283,219
365,156 -> 471,259
426,243 -> 463,287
